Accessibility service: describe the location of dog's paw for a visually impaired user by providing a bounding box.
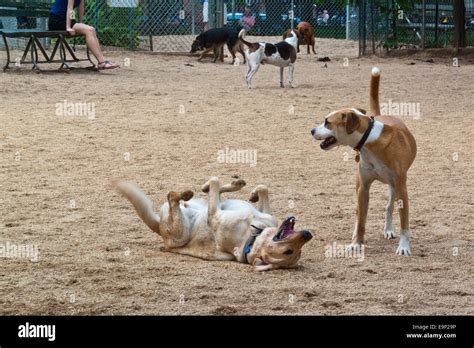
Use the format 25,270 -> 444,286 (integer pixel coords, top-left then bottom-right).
384,229 -> 396,239
396,241 -> 411,256
396,230 -> 411,256
180,190 -> 194,201
167,191 -> 182,203
249,190 -> 259,203
346,242 -> 363,253
231,179 -> 246,189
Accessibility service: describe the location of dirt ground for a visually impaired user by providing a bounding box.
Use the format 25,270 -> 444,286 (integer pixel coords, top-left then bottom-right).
0,37 -> 472,315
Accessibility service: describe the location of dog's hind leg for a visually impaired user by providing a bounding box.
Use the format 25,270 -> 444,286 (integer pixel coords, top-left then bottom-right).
395,177 -> 411,256
246,61 -> 260,89
160,190 -> 194,249
279,67 -> 284,88
249,185 -> 271,214
238,44 -> 246,64
227,42 -> 237,65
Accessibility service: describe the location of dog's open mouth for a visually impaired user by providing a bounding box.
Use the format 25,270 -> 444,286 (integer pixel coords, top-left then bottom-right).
320,136 -> 337,150
273,217 -> 296,241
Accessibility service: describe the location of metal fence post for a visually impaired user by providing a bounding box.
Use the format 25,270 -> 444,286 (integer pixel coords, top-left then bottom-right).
192,0 -> 196,35
421,0 -> 425,49
435,0 -> 439,47
129,6 -> 133,50
290,0 -> 294,29
94,0 -> 98,29
346,0 -> 350,40
370,0 -> 375,54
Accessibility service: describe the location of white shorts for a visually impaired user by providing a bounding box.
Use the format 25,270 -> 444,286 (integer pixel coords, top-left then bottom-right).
223,4 -> 227,25
203,1 -> 209,23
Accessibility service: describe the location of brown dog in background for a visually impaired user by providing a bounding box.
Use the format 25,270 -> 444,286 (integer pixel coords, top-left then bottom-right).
283,21 -> 316,54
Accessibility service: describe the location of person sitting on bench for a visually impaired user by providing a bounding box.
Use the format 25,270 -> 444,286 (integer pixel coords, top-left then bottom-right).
49,0 -> 119,70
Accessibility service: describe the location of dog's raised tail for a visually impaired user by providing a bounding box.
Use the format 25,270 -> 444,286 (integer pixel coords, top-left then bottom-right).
113,180 -> 161,234
370,67 -> 381,116
238,29 -> 254,48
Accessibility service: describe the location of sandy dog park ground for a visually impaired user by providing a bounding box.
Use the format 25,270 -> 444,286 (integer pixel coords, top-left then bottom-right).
0,37 -> 472,315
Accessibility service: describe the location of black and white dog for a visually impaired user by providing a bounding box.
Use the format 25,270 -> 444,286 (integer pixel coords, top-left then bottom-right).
238,29 -> 299,89
190,27 -> 246,64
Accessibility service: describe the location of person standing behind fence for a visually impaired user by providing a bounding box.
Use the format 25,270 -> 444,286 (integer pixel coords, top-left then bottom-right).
48,0 -> 119,70
201,0 -> 209,31
241,7 -> 255,32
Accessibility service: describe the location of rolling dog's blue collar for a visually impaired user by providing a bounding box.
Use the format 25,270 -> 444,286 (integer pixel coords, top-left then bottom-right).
243,225 -> 264,264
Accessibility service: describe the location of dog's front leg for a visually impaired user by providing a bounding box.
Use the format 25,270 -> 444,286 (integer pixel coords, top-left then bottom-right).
279,67 -> 284,88
198,47 -> 213,62
311,40 -> 316,54
395,178 -> 411,256
384,185 -> 396,239
239,45 -> 246,64
219,179 -> 246,193
163,190 -> 194,249
350,175 -> 373,248
288,64 -> 295,88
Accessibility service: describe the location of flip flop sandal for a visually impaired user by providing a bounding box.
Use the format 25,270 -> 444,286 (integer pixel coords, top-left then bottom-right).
98,60 -> 119,70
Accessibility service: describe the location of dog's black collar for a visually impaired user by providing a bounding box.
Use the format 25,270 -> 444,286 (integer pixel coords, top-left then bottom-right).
353,116 -> 375,161
243,225 -> 264,264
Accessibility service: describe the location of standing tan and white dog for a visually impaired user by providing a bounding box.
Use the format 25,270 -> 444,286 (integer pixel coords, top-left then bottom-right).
311,67 -> 417,255
238,29 -> 299,89
114,177 -> 312,271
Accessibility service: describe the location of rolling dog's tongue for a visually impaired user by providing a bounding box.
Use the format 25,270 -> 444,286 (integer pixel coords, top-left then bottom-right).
274,217 -> 296,241
281,225 -> 294,239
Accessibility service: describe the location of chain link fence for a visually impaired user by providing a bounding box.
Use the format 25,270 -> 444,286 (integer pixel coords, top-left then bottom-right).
0,0 -> 473,53
358,0 -> 474,55
80,0 -> 357,52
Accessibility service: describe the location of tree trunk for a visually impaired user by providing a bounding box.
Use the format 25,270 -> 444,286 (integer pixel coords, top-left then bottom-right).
453,0 -> 466,50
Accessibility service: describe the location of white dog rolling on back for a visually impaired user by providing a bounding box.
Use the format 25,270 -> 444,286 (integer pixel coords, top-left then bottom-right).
239,29 -> 298,89
113,177 -> 313,271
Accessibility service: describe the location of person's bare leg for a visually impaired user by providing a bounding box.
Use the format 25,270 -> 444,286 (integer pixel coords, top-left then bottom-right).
72,23 -> 118,68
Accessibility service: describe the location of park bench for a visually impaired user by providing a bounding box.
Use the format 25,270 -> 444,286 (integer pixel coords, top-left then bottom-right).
0,0 -> 95,71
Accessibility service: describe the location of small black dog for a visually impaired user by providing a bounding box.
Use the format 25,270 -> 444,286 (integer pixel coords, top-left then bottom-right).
190,27 -> 246,64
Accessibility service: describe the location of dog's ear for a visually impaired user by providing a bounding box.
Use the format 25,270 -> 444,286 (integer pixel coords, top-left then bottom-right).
343,111 -> 360,134
355,108 -> 367,115
253,258 -> 273,272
